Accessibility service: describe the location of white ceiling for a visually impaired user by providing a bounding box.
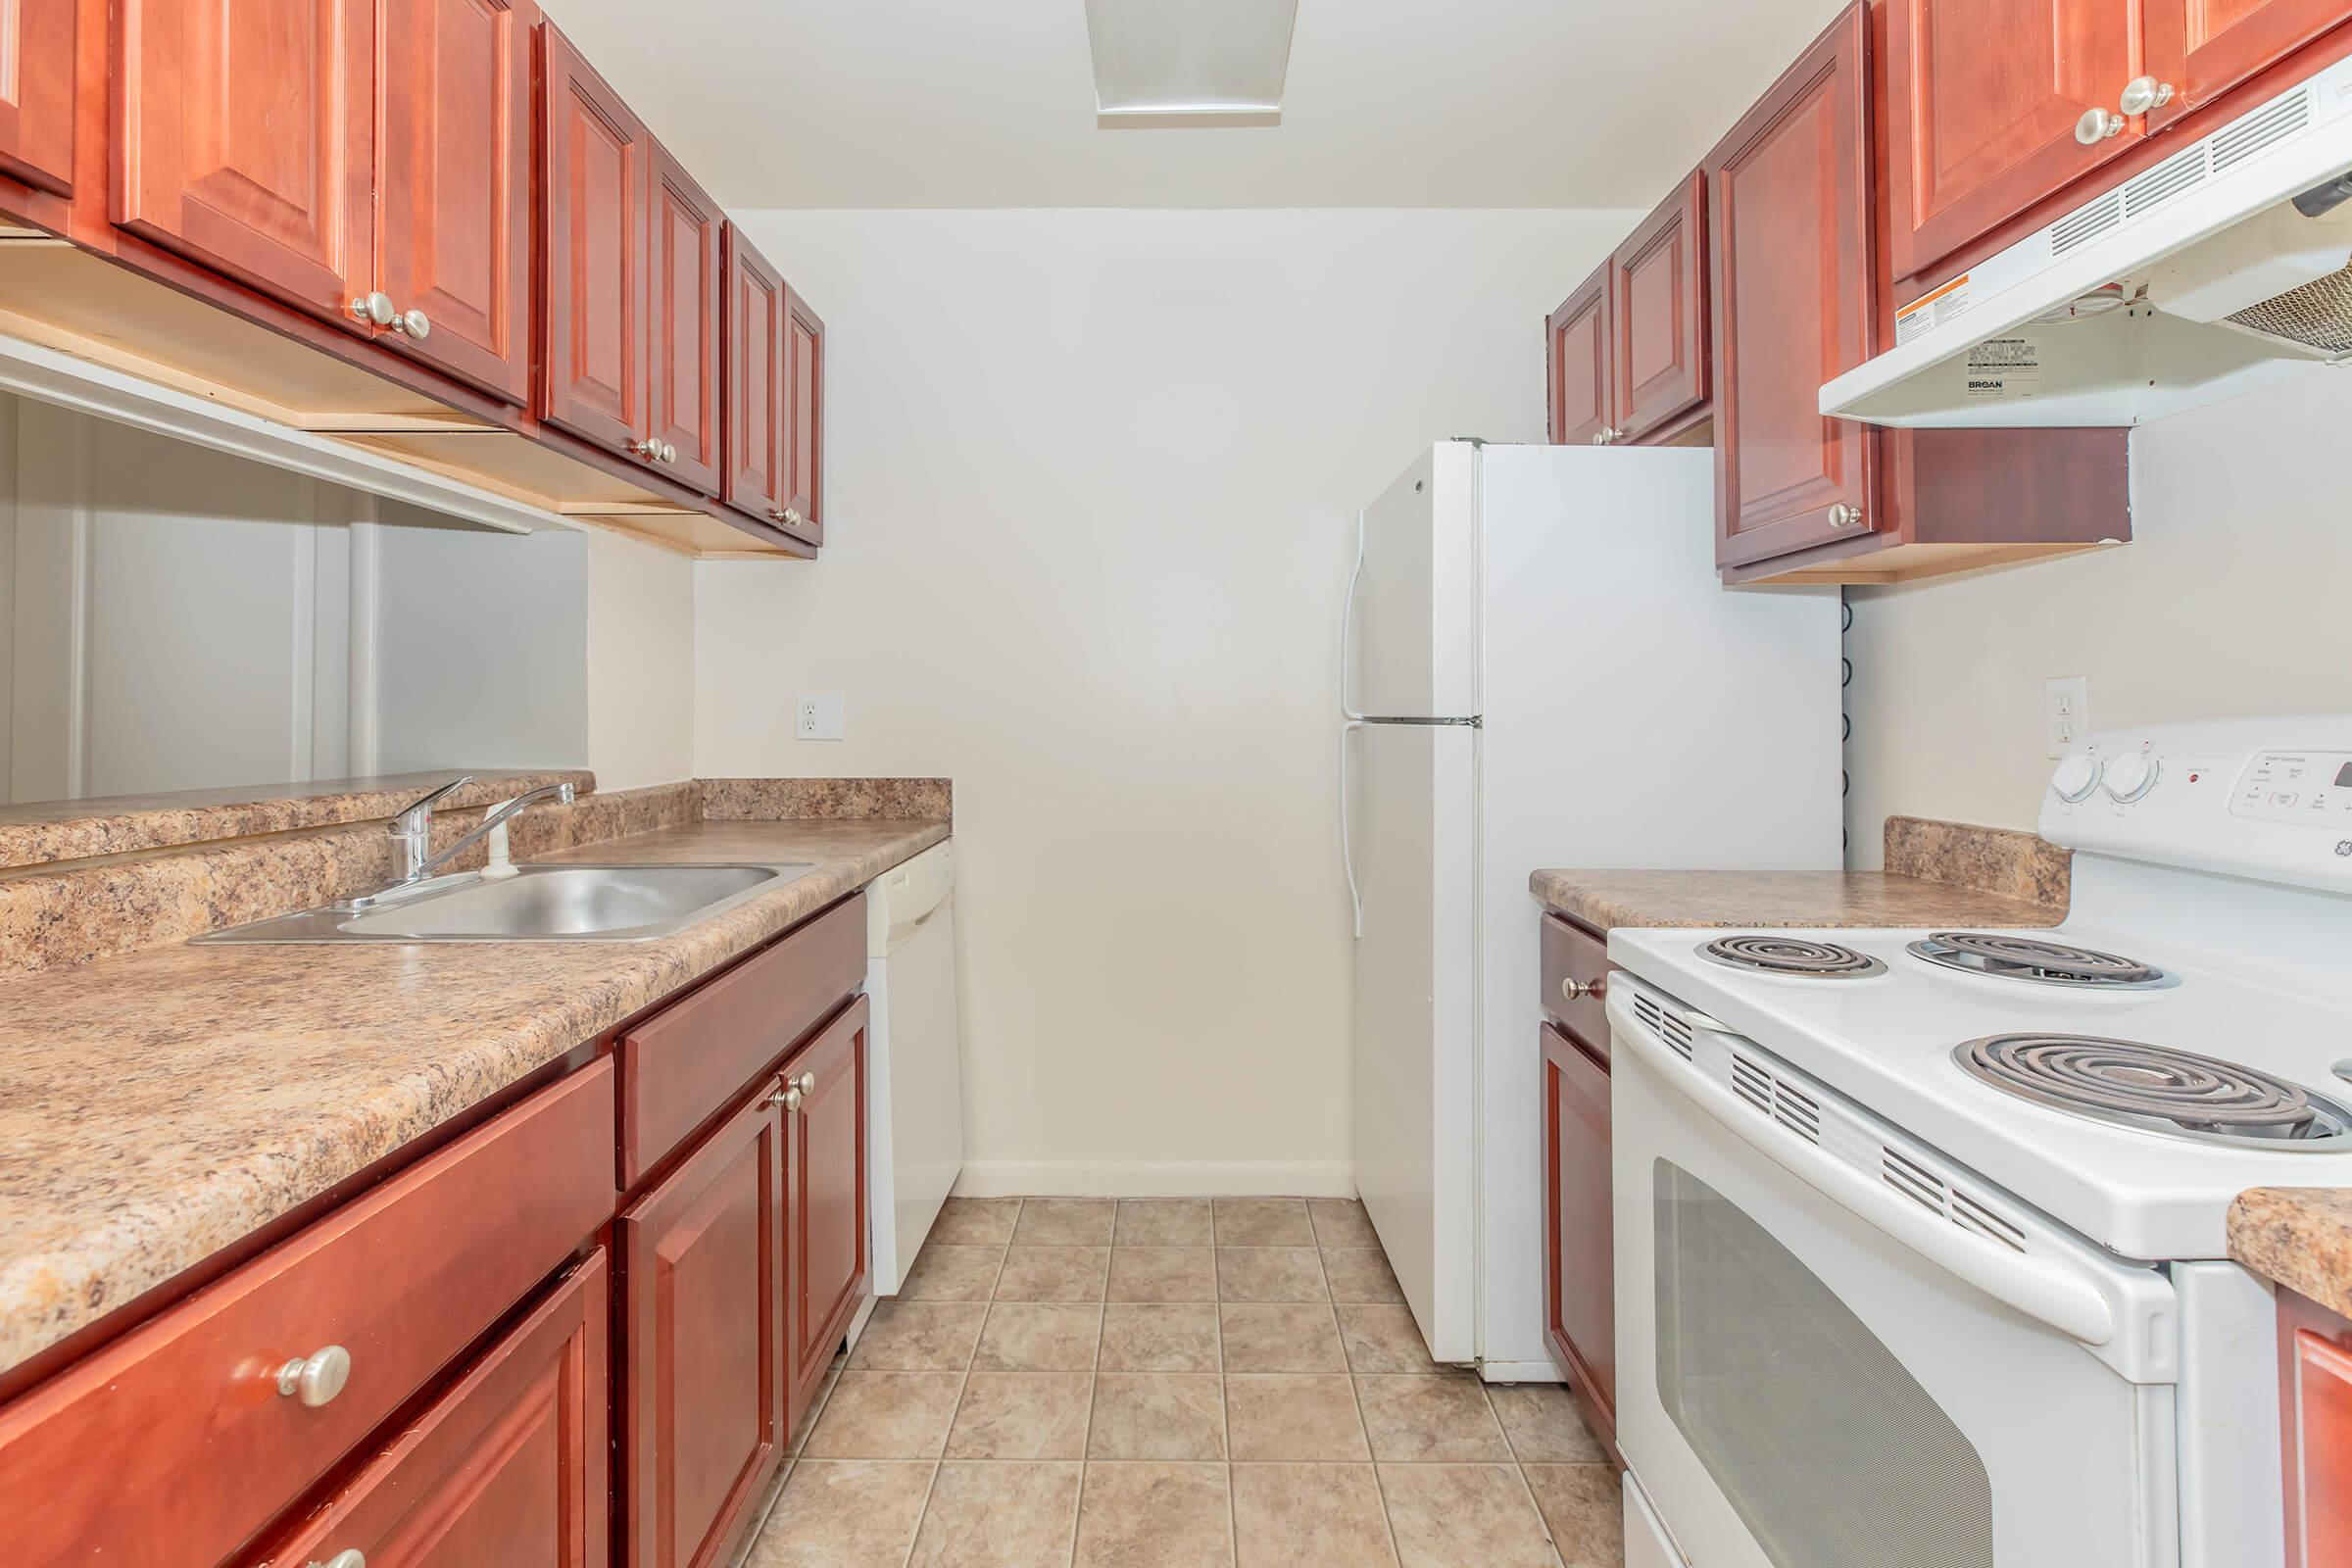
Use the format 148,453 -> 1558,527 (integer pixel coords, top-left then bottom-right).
545,0 -> 1850,209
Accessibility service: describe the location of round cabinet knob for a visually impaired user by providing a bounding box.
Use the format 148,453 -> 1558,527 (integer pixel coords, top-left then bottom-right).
391,308 -> 431,341
1828,502 -> 1864,529
2104,752 -> 2160,803
2050,755 -> 2103,803
309,1550 -> 367,1568
2076,107 -> 2126,144
348,291 -> 395,327
782,1084 -> 805,1112
2118,75 -> 2175,116
277,1344 -> 353,1407
783,507 -> 804,527
1559,976 -> 1607,1003
632,438 -> 662,461
661,441 -> 678,465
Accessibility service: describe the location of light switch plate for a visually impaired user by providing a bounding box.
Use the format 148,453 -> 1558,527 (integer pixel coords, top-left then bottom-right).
796,695 -> 845,741
2045,676 -> 2089,759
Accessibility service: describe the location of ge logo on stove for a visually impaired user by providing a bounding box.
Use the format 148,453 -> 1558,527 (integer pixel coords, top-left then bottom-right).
2337,840 -> 2352,858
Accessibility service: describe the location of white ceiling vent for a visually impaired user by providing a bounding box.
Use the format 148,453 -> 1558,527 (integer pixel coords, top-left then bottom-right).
1083,0 -> 1299,127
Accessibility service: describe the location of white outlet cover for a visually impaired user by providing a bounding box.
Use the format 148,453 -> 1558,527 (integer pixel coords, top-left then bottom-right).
796,695 -> 846,742
2044,676 -> 2089,760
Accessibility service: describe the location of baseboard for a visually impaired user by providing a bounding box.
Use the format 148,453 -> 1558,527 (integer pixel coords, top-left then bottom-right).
952,1160 -> 1357,1199
1478,1358 -> 1567,1385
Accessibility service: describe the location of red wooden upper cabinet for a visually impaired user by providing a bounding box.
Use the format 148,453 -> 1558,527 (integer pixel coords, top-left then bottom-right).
784,998 -> 866,1439
647,142 -> 724,496
780,287 -> 827,546
721,223 -> 788,527
1708,3 -> 1878,571
620,1082 -> 787,1568
376,0 -> 532,404
1608,170 -> 1709,445
538,21 -> 650,459
0,0 -> 76,198
2144,0 -> 2352,129
1545,265 -> 1611,447
114,0 -> 377,326
1885,0 -> 2149,282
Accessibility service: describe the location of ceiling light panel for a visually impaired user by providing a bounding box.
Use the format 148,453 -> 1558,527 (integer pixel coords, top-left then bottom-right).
1084,0 -> 1300,124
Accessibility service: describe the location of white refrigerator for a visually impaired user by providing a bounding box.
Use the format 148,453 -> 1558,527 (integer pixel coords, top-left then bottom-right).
1342,440 -> 1843,1378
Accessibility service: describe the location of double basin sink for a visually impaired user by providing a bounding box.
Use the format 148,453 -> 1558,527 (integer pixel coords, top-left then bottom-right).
194,862 -> 816,945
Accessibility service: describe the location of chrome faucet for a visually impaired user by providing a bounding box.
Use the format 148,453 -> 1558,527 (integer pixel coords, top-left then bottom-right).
370,776 -> 575,904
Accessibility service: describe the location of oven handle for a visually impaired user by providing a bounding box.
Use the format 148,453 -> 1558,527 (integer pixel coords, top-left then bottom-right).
1610,990 -> 2119,1348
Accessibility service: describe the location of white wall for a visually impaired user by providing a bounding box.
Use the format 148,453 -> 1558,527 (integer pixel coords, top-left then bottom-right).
585,528 -> 696,791
696,208 -> 1635,1194
1845,369 -> 2352,866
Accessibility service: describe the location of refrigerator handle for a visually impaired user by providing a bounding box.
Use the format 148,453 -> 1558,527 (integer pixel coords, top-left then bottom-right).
1339,509 -> 1366,721
1340,720 -> 1365,939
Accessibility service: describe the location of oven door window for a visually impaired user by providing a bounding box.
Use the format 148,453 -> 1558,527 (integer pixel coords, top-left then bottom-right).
1654,1159 -> 1992,1568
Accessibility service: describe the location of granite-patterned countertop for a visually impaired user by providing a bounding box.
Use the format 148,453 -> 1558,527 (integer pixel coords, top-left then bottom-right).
1527,868 -> 2062,932
2230,1189 -> 2352,1320
0,817 -> 946,1377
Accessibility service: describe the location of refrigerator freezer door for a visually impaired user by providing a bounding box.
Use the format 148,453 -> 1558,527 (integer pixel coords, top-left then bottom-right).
1346,442 -> 1480,720
1348,718 -> 1479,1363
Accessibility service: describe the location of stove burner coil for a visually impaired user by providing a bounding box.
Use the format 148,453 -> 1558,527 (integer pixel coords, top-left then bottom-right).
1955,1034 -> 2352,1149
1700,935 -> 1886,979
1910,932 -> 2172,990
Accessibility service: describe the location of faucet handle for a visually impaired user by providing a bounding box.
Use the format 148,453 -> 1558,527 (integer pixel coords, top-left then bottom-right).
388,775 -> 475,835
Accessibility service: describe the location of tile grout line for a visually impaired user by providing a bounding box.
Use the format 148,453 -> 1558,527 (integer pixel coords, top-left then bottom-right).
1208,1202 -> 1240,1565
898,1200 -> 1017,1568
1483,1377 -> 1573,1568
1067,1222 -> 1113,1568
1325,1228 -> 1407,1565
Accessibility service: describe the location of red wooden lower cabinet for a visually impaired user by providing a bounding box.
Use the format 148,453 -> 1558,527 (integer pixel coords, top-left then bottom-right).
621,1081 -> 788,1568
2282,1287 -> 2352,1568
255,1250 -> 611,1568
1543,1021 -> 1617,1455
786,996 -> 871,1441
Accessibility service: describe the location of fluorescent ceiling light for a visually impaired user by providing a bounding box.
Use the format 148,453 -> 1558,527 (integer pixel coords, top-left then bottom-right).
1083,0 -> 1299,127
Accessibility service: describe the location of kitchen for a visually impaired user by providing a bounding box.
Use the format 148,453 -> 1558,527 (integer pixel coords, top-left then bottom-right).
2,1 -> 2351,1566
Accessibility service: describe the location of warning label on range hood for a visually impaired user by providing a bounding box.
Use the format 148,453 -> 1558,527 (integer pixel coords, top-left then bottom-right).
1895,272 -> 1974,344
1963,337 -> 2041,399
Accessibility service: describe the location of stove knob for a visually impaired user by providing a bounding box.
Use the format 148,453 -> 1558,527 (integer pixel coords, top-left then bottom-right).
2051,755 -> 2102,803
2104,752 -> 2159,803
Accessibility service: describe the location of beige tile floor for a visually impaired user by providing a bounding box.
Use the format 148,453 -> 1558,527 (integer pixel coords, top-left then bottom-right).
743,1197 -> 1624,1568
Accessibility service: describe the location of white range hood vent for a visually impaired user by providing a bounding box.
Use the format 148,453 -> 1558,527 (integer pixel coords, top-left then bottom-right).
1824,52 -> 2352,428
1083,0 -> 1298,127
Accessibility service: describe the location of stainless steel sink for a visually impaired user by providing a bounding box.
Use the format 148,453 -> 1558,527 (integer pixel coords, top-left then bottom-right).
192,862 -> 815,944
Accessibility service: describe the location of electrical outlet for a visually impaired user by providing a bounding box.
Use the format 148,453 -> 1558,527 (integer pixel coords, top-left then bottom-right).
2044,676 -> 2089,759
796,695 -> 845,741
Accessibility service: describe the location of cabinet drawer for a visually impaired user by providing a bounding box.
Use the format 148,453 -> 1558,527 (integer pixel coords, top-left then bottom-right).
1541,913 -> 1612,1057
0,1059 -> 615,1567
253,1250 -> 611,1568
620,894 -> 866,1187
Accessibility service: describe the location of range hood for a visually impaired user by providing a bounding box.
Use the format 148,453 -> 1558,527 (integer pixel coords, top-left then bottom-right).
1825,51 -> 2352,427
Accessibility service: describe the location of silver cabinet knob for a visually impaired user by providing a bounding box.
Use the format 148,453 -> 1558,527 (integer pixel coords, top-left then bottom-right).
348,291 -> 394,326
1827,502 -> 1864,529
782,1084 -> 805,1112
309,1551 -> 367,1568
661,441 -> 678,465
2075,106 -> 2126,144
2118,75 -> 2175,116
1559,976 -> 1607,1003
1588,431 -> 1607,446
784,507 -> 803,526
390,308 -> 431,340
771,506 -> 804,526
631,438 -> 662,461
276,1344 -> 353,1407
798,1071 -> 817,1095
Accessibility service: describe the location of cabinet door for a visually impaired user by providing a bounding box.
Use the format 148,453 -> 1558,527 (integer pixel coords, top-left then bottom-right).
720,224 -> 788,526
115,0 -> 376,324
2145,0 -> 2352,128
0,0 -> 74,197
538,22 -> 648,458
2283,1290 -> 2352,1568
1611,171 -> 1709,444
377,0 -> 529,404
1545,265 -> 1611,447
1542,1024 -> 1615,1446
784,997 -> 867,1439
1709,3 -> 1879,572
779,287 -> 826,545
1886,0 -> 2146,282
647,144 -> 723,495
258,1251 -> 610,1568
620,1086 -> 786,1568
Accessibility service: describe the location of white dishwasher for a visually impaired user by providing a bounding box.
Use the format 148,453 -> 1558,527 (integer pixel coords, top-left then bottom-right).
865,841 -> 963,1294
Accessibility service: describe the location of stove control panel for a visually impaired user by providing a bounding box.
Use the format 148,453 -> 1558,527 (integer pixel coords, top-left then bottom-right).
2230,752 -> 2352,823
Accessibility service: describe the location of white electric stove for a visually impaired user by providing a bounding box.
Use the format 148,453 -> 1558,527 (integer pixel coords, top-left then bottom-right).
1601,717 -> 2352,1568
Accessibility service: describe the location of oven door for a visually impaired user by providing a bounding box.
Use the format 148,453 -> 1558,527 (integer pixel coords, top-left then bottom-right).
1606,978 -> 2181,1568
